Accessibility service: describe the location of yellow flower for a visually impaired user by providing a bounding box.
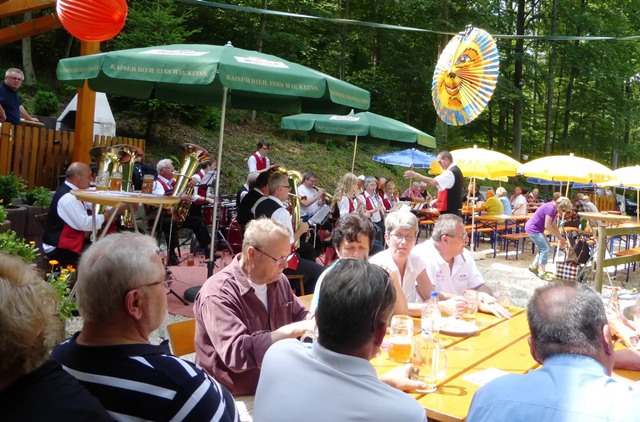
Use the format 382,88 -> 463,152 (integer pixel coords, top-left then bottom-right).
49,260 -> 59,266
29,241 -> 35,245
66,265 -> 76,273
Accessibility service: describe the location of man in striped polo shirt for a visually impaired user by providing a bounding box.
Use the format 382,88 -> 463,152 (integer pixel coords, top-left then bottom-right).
52,232 -> 239,422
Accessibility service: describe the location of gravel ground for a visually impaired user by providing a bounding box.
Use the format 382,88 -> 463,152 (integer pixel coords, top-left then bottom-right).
65,237 -> 640,347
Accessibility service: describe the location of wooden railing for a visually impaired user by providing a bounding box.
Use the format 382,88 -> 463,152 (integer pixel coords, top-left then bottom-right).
0,123 -> 144,190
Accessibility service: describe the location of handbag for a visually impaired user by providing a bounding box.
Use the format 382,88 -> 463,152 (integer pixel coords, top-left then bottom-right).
556,260 -> 578,281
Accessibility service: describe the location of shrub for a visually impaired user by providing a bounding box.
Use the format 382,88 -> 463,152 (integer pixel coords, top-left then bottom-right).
0,230 -> 38,263
22,186 -> 52,207
0,173 -> 26,206
0,205 -> 7,221
33,90 -> 59,116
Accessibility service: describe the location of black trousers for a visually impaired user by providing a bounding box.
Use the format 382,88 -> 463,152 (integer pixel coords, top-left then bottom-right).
162,214 -> 211,253
46,247 -> 80,269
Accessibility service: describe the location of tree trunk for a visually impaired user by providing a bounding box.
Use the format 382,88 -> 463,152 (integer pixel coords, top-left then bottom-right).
252,0 -> 269,123
22,12 -> 36,84
544,0 -> 558,155
511,0 -> 525,161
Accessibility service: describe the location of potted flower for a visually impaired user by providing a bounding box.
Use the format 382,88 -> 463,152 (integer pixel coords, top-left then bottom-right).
46,260 -> 78,323
21,186 -> 51,243
0,205 -> 9,234
0,229 -> 39,263
0,174 -> 27,238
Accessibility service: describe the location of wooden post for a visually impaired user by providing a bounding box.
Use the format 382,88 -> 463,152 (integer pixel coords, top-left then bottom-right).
71,41 -> 100,163
595,223 -> 607,293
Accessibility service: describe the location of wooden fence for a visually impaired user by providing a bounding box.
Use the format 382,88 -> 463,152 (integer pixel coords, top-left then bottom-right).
0,123 -> 144,190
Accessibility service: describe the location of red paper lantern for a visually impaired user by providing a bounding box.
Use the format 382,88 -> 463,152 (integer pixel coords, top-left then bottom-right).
57,0 -> 128,42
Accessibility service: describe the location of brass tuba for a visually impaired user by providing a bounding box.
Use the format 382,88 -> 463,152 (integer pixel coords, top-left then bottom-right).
114,144 -> 144,228
286,169 -> 303,248
89,145 -> 131,214
172,143 -> 210,226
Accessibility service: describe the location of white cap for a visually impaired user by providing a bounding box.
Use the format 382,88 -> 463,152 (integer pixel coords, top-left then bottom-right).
358,175 -> 365,181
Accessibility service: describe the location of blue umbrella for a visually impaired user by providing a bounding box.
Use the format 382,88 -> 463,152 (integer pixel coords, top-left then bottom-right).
372,148 -> 437,169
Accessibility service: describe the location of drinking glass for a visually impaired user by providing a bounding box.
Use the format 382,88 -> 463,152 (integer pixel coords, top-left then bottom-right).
495,281 -> 512,310
109,171 -> 122,191
186,253 -> 195,267
462,289 -> 479,324
141,174 -> 155,193
389,315 -> 413,363
411,337 -> 447,393
95,170 -> 110,191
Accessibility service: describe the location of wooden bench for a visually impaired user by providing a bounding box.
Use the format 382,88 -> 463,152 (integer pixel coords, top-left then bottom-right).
418,219 -> 435,238
614,247 -> 640,283
501,232 -> 529,260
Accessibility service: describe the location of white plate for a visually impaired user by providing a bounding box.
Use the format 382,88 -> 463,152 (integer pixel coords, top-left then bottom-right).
439,318 -> 478,336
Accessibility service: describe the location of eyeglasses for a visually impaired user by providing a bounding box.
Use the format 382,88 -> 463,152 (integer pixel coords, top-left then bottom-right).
390,233 -> 416,242
446,232 -> 468,240
370,275 -> 392,332
134,278 -> 174,292
279,185 -> 291,189
7,76 -> 23,81
254,247 -> 294,266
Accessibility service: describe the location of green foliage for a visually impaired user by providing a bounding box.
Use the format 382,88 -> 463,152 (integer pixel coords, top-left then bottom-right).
46,263 -> 77,322
33,90 -> 60,116
0,205 -> 7,222
0,230 -> 38,263
0,174 -> 26,206
22,186 -> 52,207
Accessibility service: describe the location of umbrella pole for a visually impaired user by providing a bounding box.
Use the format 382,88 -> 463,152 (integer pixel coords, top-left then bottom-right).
351,135 -> 359,173
470,176 -> 476,251
565,181 -> 570,197
208,87 -> 228,277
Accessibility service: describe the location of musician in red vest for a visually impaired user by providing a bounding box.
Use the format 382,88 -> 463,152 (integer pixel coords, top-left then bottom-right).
43,162 -> 125,267
382,179 -> 400,212
188,160 -> 216,221
247,140 -> 270,173
358,176 -> 386,244
404,150 -> 463,217
153,159 -> 211,266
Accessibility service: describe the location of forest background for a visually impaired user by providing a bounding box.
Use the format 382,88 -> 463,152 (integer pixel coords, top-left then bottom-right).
1,0 -> 640,194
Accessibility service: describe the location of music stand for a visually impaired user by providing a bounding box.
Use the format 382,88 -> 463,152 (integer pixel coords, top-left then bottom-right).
164,266 -> 189,306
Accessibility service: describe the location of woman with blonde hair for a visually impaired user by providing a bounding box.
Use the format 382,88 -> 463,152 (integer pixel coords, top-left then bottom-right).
332,172 -> 359,218
0,253 -> 109,419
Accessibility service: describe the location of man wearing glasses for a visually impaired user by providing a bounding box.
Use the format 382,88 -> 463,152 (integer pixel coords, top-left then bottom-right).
413,214 -> 511,319
253,171 -> 324,294
247,139 -> 270,172
52,233 -> 239,421
0,68 -> 39,126
194,218 -> 314,395
403,150 -> 463,216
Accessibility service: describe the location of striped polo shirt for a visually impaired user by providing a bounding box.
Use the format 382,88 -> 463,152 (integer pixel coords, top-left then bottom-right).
52,333 -> 239,422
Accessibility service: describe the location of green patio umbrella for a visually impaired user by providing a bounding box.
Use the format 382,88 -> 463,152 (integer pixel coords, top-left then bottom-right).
281,111 -> 436,172
57,43 -> 370,273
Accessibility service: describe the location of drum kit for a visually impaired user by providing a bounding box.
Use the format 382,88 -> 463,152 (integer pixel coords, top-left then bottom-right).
203,196 -> 241,254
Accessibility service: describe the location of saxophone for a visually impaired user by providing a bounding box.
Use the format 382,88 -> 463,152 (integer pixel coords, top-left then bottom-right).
172,143 -> 211,227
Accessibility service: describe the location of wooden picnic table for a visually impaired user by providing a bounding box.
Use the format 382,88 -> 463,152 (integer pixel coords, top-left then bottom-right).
297,295 -> 639,421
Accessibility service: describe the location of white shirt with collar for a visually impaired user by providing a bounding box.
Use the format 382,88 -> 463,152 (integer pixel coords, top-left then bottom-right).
413,239 -> 485,295
43,181 -> 104,253
152,175 -> 174,195
369,249 -> 426,303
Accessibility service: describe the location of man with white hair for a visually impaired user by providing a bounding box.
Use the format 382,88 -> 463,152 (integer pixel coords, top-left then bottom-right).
413,214 -> 511,318
0,68 -> 39,125
194,218 -> 314,395
153,158 -> 211,266
52,232 -> 239,421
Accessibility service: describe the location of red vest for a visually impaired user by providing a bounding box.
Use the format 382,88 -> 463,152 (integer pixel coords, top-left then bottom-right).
252,152 -> 267,171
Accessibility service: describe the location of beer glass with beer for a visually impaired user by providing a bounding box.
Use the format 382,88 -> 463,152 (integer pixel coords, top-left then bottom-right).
389,315 -> 413,363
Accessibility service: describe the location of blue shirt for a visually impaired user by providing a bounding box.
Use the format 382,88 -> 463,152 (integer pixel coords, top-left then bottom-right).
0,82 -> 21,125
468,354 -> 639,422
499,196 -> 512,215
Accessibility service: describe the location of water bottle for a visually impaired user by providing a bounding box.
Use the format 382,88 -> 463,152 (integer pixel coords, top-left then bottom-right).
421,291 -> 441,339
610,287 -> 620,312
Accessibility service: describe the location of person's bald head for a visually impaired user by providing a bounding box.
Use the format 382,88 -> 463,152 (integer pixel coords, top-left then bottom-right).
66,162 -> 92,189
527,282 -> 609,366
